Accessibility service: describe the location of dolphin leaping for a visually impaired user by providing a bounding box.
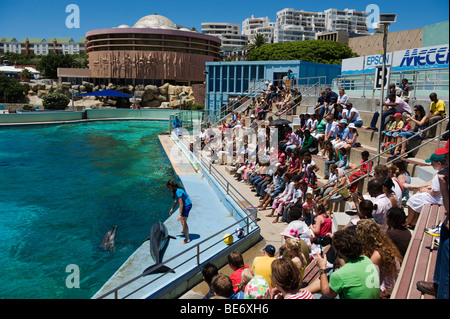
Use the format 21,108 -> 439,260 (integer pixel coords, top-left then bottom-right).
143,221 -> 176,275
98,225 -> 118,253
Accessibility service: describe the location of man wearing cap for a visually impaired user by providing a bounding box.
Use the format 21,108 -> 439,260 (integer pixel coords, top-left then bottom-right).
405,152 -> 446,228
331,119 -> 349,151
417,140 -> 449,299
251,245 -> 276,288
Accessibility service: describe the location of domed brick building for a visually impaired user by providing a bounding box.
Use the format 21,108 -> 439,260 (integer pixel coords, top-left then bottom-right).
85,14 -> 221,86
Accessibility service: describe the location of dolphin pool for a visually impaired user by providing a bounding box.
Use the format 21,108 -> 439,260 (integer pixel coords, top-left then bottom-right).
0,120 -> 176,299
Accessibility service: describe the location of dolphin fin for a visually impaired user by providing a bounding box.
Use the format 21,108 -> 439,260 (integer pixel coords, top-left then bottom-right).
143,264 -> 175,276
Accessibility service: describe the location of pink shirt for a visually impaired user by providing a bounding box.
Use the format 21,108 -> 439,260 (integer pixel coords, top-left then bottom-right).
285,290 -> 315,299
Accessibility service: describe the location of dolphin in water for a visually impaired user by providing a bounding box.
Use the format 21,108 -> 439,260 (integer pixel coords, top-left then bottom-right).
143,221 -> 176,275
98,225 -> 118,253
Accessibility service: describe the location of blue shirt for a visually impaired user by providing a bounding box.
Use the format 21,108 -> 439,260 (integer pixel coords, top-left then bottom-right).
172,118 -> 181,128
175,188 -> 192,206
338,127 -> 349,141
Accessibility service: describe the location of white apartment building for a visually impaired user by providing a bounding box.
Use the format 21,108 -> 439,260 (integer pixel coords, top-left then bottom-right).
201,22 -> 249,48
242,15 -> 274,43
0,37 -> 86,56
273,7 -> 367,43
323,8 -> 368,34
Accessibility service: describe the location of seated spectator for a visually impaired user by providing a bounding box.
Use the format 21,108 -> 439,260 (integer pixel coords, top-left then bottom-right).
397,78 -> 412,103
339,123 -> 358,155
316,164 -> 338,202
285,237 -> 308,276
366,178 -> 392,231
227,251 -> 250,294
381,113 -> 403,152
314,90 -> 327,117
212,274 -> 236,299
309,228 -> 380,299
345,102 -> 363,127
201,262 -> 218,299
405,153 -> 445,228
271,258 -> 315,299
300,129 -> 318,155
331,119 -> 349,151
337,88 -> 349,106
309,203 -> 332,238
280,221 -> 313,263
322,141 -> 338,179
251,244 -> 276,288
369,93 -> 412,131
395,105 -> 429,155
234,268 -> 254,299
382,176 -> 399,208
244,275 -> 272,299
392,160 -> 412,202
301,192 -> 315,226
348,151 -> 372,193
324,87 -> 338,115
323,167 -> 350,215
428,93 -> 447,138
386,207 -> 412,257
335,147 -> 349,171
356,219 -> 403,299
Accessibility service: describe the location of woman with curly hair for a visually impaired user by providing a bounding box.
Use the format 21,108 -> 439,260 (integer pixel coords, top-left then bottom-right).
356,219 -> 403,298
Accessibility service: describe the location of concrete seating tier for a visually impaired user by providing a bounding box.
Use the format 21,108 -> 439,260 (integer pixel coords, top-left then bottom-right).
391,204 -> 446,299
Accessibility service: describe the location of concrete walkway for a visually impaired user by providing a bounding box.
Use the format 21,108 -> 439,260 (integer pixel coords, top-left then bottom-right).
180,152 -> 289,298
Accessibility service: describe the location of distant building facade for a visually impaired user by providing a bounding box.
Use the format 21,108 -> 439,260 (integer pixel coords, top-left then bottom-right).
0,37 -> 86,55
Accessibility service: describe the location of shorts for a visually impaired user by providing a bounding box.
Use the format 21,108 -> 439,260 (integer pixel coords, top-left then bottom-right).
181,204 -> 192,217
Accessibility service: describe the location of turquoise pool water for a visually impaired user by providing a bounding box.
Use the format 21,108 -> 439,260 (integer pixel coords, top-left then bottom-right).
0,120 -> 176,299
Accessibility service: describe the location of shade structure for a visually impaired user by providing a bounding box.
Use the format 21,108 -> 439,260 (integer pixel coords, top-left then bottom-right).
268,118 -> 291,126
77,89 -> 133,98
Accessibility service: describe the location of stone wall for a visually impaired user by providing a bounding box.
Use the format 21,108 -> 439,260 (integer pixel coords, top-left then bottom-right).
10,81 -> 200,111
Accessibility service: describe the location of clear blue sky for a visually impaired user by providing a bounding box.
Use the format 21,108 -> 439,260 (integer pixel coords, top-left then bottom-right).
1,0 -> 448,40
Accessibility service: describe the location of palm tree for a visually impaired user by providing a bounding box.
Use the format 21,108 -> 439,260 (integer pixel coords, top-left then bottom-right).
247,33 -> 266,51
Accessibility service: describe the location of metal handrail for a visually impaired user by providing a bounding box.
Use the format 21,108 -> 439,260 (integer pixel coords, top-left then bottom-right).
96,135 -> 259,299
207,79 -> 268,125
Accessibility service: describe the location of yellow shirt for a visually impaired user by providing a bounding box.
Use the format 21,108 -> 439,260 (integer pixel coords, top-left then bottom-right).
394,120 -> 404,130
430,100 -> 447,118
251,255 -> 275,288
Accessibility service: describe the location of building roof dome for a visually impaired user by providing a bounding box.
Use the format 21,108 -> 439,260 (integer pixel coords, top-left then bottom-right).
133,14 -> 177,29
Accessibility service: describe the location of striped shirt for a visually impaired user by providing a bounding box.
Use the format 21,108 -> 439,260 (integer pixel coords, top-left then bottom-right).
285,290 -> 315,299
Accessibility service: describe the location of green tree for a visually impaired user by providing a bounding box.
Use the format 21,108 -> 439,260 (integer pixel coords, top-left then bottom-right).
42,92 -> 70,110
247,33 -> 266,51
246,40 -> 358,64
36,54 -> 77,79
0,75 -> 29,103
19,68 -> 33,80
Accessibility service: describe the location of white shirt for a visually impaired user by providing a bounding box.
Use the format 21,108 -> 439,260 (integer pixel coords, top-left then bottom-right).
370,193 -> 392,228
279,181 -> 295,202
325,121 -> 339,138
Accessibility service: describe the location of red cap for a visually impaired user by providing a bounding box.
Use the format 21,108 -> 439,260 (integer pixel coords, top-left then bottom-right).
394,113 -> 402,117
435,140 -> 449,155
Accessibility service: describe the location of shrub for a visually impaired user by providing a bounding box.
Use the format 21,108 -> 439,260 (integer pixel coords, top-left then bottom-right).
42,92 -> 70,110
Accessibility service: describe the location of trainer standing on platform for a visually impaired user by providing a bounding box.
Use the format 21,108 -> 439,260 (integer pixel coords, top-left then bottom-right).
172,115 -> 182,136
167,180 -> 192,244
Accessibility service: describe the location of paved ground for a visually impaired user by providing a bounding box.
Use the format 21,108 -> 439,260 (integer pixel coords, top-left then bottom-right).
179,147 -> 289,299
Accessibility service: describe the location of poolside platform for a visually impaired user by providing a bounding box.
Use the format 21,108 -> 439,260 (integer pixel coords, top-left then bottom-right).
92,133 -> 260,299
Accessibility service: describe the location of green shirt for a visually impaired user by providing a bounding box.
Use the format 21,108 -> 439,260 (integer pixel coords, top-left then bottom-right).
302,135 -> 315,149
329,256 -> 380,299
316,119 -> 327,133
